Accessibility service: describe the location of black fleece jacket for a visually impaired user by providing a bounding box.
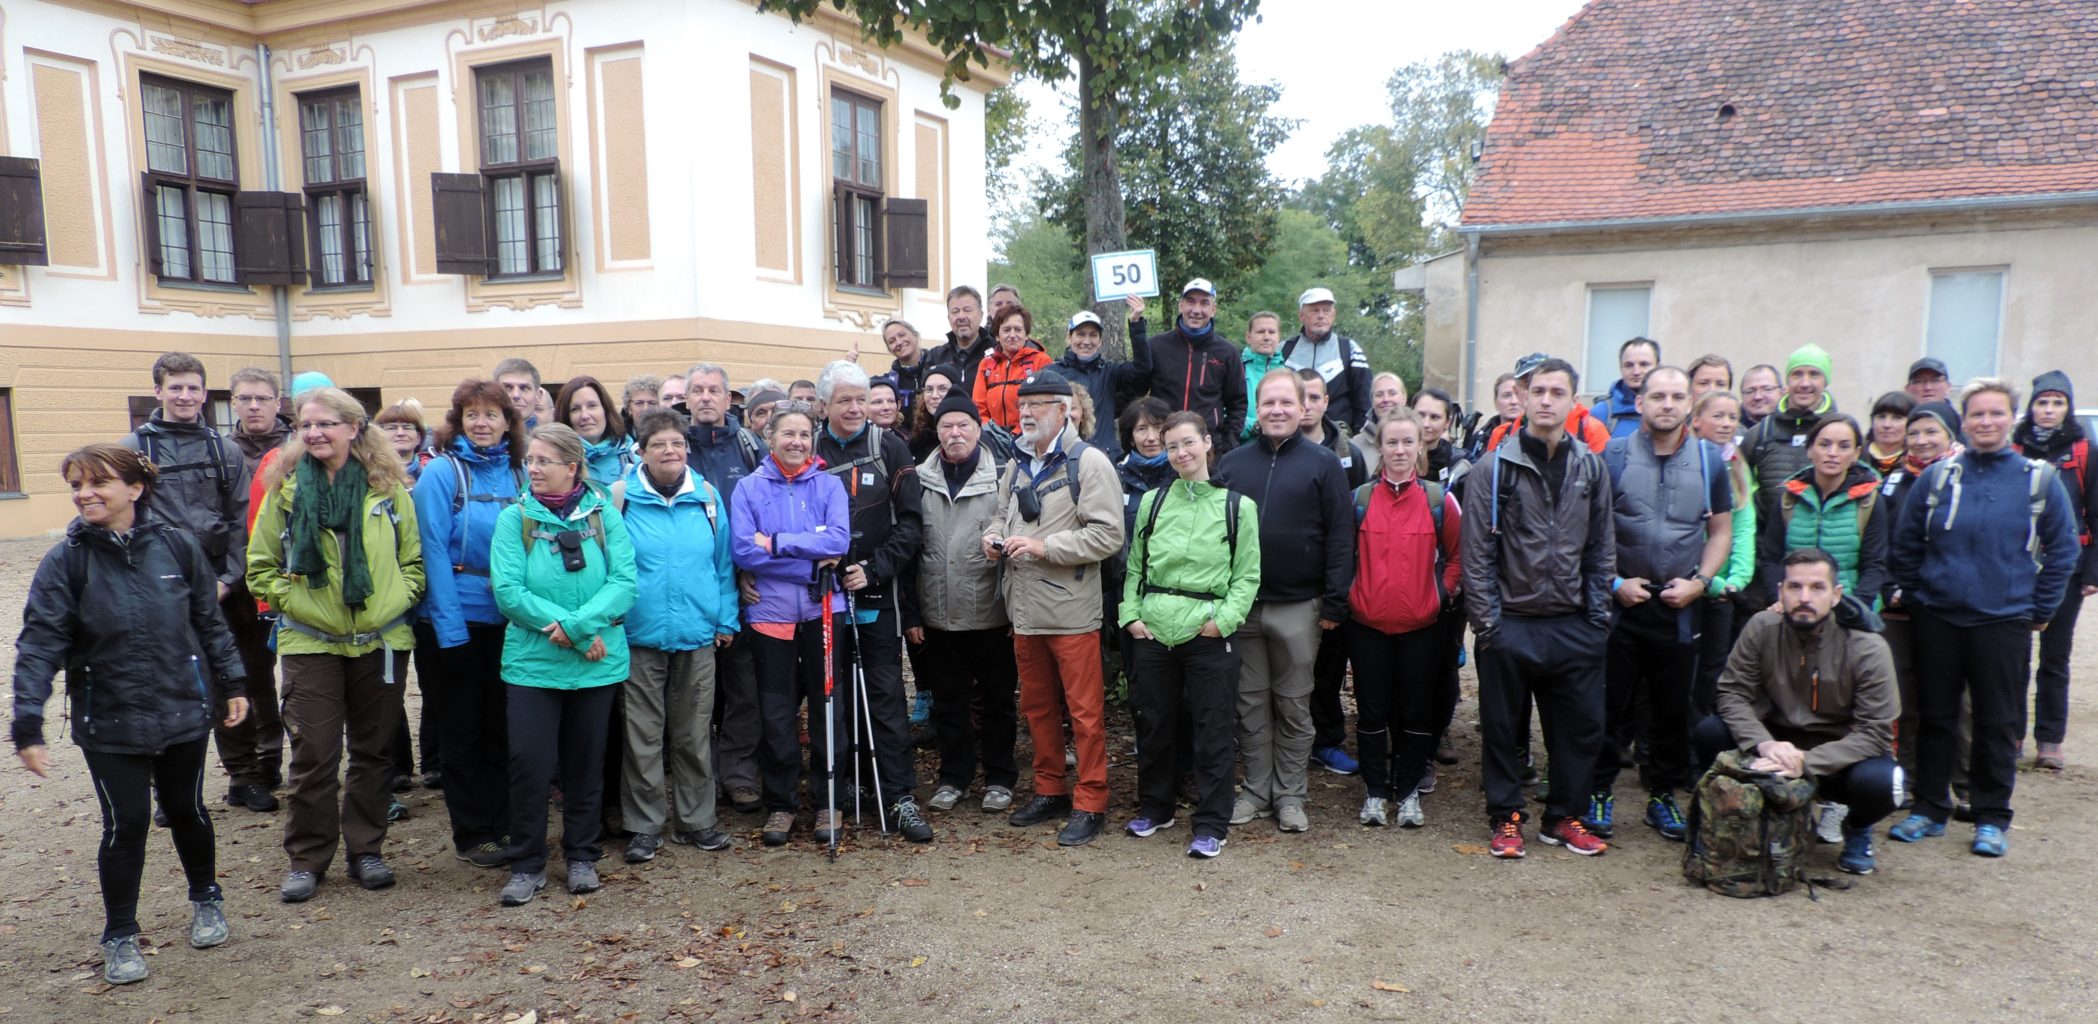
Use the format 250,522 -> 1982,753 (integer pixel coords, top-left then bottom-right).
1213,432 -> 1355,622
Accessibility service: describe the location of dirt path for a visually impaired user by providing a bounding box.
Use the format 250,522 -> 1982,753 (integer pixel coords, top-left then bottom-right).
2,533 -> 2094,1023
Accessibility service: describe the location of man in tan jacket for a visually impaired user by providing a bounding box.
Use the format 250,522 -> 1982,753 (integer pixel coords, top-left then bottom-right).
983,369 -> 1125,847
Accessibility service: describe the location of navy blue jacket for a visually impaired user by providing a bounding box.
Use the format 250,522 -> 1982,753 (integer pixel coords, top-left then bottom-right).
1055,340 -> 1153,459
1890,445 -> 2080,627
684,421 -> 764,504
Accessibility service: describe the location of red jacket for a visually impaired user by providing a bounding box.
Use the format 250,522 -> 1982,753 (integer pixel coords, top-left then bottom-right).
1485,402 -> 1611,454
1349,475 -> 1463,634
973,343 -> 1052,432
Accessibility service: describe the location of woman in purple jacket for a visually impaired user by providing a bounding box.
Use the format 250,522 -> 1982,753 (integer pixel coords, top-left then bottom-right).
729,401 -> 851,848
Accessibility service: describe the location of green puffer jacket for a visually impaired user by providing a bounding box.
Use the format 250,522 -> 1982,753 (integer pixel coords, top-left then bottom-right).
1120,478 -> 1262,647
1751,461 -> 1888,606
490,487 -> 638,690
247,470 -> 424,657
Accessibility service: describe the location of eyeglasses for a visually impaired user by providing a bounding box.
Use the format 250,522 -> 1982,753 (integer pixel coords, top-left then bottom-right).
233,395 -> 278,406
379,422 -> 420,432
298,420 -> 348,432
1018,399 -> 1065,412
523,456 -> 571,469
644,439 -> 688,453
1743,385 -> 1781,397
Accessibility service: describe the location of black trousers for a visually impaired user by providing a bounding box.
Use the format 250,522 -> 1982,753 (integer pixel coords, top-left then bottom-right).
752,616 -> 847,813
1911,609 -> 2029,829
1432,605 -> 1465,745
922,626 -> 1021,790
1598,600 -> 1702,795
1692,716 -> 1902,828
1476,614 -> 1607,825
504,682 -> 617,872
215,592 -> 284,787
1309,625 -> 1350,750
712,629 -> 762,793
395,620 -> 444,779
2033,585 -> 2085,745
1132,635 -> 1239,839
1346,620 -> 1446,801
436,623 -> 510,852
1691,597 -> 1734,719
835,606 -> 920,803
82,735 -> 220,942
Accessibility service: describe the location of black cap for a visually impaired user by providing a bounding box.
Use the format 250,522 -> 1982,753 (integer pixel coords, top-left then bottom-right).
1908,357 -> 1949,381
1016,368 -> 1074,397
1513,352 -> 1551,378
934,393 -> 981,424
1908,400 -> 1961,438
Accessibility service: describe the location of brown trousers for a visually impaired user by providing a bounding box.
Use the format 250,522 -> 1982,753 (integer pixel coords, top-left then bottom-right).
281,650 -> 407,873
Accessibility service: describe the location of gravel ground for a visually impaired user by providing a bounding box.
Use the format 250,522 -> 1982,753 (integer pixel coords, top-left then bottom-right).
1,533 -> 2094,1023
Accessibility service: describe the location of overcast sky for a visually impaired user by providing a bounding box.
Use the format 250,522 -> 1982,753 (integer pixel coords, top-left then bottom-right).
1016,0 -> 1589,187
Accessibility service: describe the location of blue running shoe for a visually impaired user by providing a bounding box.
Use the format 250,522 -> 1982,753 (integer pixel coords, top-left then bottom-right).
910,690 -> 933,725
1187,835 -> 1225,859
1838,826 -> 1876,875
1311,746 -> 1360,776
1972,824 -> 2007,858
1125,814 -> 1175,838
1888,813 -> 1946,843
1584,791 -> 1615,839
1645,793 -> 1688,842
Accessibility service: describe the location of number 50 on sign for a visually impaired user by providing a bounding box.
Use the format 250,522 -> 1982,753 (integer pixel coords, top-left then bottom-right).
1090,249 -> 1160,302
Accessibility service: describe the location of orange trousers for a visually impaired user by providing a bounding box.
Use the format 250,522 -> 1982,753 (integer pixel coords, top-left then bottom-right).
1013,632 -> 1110,813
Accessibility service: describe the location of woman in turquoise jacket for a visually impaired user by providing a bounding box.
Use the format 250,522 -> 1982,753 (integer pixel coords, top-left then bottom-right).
556,376 -> 636,485
489,424 -> 637,907
607,411 -> 738,862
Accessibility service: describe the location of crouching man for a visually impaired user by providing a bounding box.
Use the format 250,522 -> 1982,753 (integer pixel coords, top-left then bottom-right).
1695,548 -> 1900,875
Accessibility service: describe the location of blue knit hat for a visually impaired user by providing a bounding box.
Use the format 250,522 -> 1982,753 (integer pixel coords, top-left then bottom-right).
290,371 -> 335,399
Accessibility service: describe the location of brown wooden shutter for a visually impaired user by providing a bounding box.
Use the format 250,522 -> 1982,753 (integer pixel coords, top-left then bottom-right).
432,173 -> 491,275
830,179 -> 848,284
882,197 -> 928,289
0,389 -> 19,492
0,157 -> 47,266
127,395 -> 159,432
234,191 -> 306,285
140,173 -> 163,277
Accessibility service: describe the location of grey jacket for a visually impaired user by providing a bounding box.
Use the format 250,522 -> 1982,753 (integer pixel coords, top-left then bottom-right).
916,447 -> 1009,632
1605,431 -> 1727,584
1461,432 -> 1616,638
122,410 -> 249,587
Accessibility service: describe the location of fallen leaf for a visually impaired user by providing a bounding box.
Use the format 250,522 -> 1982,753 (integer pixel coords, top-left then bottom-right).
674,957 -> 702,969
781,991 -> 798,1003
1371,980 -> 1411,993
448,998 -> 478,1010
503,942 -> 527,952
522,964 -> 547,975
899,878 -> 928,887
571,897 -> 588,910
316,1008 -> 346,1018
1263,926 -> 1285,939
409,968 -> 433,979
779,900 -> 798,913
1311,998 -> 1328,1008
1451,843 -> 1491,856
908,956 -> 928,968
1191,882 -> 1208,892
506,1013 -> 539,1024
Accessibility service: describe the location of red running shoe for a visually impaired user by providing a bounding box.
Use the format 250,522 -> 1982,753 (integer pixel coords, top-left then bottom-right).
1489,812 -> 1526,859
1541,816 -> 1609,856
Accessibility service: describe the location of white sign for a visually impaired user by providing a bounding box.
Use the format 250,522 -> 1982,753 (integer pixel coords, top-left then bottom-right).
1089,249 -> 1160,301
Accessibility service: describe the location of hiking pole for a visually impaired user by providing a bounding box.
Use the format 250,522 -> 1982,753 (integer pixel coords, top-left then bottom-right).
814,563 -> 839,862
844,591 -> 890,834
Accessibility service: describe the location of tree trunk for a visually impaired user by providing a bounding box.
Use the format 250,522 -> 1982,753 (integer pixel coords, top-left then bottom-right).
1078,40 -> 1131,360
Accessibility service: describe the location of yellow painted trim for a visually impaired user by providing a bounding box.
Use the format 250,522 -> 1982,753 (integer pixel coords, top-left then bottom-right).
747,55 -> 803,285
387,71 -> 442,284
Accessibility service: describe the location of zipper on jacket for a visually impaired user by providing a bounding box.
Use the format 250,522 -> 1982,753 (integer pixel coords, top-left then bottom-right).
80,664 -> 95,737
192,654 -> 211,711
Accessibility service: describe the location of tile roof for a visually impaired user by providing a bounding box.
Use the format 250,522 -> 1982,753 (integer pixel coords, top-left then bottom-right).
1462,0 -> 2098,227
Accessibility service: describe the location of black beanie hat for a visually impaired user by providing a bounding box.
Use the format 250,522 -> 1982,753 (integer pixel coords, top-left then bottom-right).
934,393 -> 981,424
925,363 -> 965,389
1908,400 -> 1961,439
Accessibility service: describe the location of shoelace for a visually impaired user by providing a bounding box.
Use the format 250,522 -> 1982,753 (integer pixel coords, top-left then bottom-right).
1557,819 -> 1597,842
1494,819 -> 1523,842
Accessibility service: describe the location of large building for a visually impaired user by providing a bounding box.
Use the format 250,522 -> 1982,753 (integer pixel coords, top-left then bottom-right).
1420,0 -> 2098,410
0,0 -> 1002,534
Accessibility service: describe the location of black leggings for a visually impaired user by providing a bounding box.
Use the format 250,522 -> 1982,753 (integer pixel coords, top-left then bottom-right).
82,735 -> 221,942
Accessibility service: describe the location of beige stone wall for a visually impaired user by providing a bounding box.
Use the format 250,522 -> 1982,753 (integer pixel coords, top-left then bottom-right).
1420,250 -> 1467,397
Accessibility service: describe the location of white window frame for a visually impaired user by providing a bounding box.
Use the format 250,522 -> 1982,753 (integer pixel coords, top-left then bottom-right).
1583,283 -> 1654,394
1922,266 -> 2007,382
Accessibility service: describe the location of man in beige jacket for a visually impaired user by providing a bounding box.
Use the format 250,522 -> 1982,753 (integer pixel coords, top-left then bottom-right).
983,369 -> 1126,847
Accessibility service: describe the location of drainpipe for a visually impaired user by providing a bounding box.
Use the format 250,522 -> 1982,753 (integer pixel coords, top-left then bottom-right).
1462,232 -> 1481,411
255,44 -> 293,386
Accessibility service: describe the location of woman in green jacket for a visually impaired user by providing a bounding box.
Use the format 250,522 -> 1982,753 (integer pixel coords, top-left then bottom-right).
1690,390 -> 1756,716
1751,414 -> 1889,607
488,424 -> 637,907
248,387 -> 425,905
1120,411 -> 1261,858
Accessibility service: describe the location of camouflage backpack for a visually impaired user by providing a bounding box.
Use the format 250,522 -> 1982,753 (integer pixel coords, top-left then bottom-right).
1683,749 -> 1819,898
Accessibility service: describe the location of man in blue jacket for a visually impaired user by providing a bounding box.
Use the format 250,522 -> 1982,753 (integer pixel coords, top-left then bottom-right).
1592,337 -> 1659,440
1887,377 -> 2080,858
681,363 -> 770,814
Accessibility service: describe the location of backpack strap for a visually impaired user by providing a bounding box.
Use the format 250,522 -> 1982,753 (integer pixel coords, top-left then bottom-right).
2068,440 -> 2091,545
2026,458 -> 2058,566
1134,482 -> 1237,603
522,504 -> 609,559
1602,438 -> 1629,492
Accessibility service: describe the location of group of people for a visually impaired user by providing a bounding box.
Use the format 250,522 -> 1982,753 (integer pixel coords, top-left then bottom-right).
10,279 -> 2093,987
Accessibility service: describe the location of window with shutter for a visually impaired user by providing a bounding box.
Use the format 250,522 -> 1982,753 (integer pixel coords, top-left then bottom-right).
431,172 -> 491,275
0,158 -> 49,266
234,192 -> 306,285
830,88 -> 885,291
474,59 -> 563,278
139,75 -> 241,285
297,88 -> 373,288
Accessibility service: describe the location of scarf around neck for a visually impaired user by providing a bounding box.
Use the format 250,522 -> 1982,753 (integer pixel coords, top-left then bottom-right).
288,453 -> 373,609
535,481 -> 588,520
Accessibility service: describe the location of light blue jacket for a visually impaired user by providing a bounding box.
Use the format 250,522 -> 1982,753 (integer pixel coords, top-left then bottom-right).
583,434 -> 635,488
615,465 -> 738,651
411,438 -> 524,647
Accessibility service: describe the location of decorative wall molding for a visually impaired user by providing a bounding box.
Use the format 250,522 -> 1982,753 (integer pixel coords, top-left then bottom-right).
297,47 -> 348,70
478,16 -> 539,43
148,36 -> 226,67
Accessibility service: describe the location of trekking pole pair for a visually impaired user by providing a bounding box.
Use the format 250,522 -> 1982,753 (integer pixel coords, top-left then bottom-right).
811,563 -> 891,859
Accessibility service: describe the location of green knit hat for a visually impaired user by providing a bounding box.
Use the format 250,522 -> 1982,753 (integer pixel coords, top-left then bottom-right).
1786,343 -> 1833,382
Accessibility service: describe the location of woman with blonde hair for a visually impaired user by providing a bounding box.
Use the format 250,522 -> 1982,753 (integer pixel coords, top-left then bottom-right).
249,387 -> 425,904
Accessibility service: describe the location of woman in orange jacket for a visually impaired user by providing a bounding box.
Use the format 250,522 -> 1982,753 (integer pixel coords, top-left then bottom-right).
973,305 -> 1052,432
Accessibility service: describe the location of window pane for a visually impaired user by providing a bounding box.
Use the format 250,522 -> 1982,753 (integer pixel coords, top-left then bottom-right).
1926,271 -> 2004,384
523,68 -> 556,162
856,104 -> 880,184
480,74 -> 518,165
301,99 -> 334,183
335,96 -> 366,180
192,93 -> 235,182
196,190 -> 236,283
830,96 -> 851,179
350,191 -> 371,283
155,185 -> 191,278
316,193 -> 345,284
492,175 -> 528,274
533,173 -> 561,272
1585,286 -> 1652,389
855,195 -> 876,285
144,84 -> 188,176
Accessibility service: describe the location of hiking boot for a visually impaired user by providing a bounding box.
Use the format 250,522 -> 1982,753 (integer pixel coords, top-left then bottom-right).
280,870 -> 320,903
812,809 -> 843,845
1418,761 -> 1439,794
500,871 -> 546,906
1057,811 -> 1106,847
927,785 -> 964,812
1972,824 -> 2008,858
457,841 -> 509,868
626,833 -> 661,862
101,935 -> 149,985
1359,797 -> 1390,827
1396,791 -> 1425,829
1125,813 -> 1176,838
1008,793 -> 1071,828
1888,813 -> 1946,843
420,770 -> 444,790
1229,796 -> 1271,826
1276,803 -> 1309,833
910,690 -> 934,725
673,828 -> 732,852
889,799 -> 935,843
1644,793 -> 1688,842
347,854 -> 396,890
1838,826 -> 1876,875
227,783 -> 279,812
1065,746 -> 1079,769
2036,742 -> 2066,771
981,786 -> 1014,813
1540,817 -> 1609,856
189,899 -> 229,949
1489,813 -> 1526,859
567,861 -> 601,894
762,811 -> 796,846
391,773 -> 416,793
1814,802 -> 1850,844
153,804 -> 170,828
1311,746 -> 1360,776
1187,834 -> 1225,859
1436,737 -> 1459,765
1584,791 -> 1615,838
728,787 -> 763,814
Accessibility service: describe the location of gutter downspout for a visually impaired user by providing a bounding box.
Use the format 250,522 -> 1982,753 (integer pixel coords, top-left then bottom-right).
1462,232 -> 1481,412
255,44 -> 293,387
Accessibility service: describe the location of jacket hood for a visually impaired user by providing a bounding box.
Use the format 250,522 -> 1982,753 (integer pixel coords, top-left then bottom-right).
749,454 -> 826,485
1775,392 -> 1835,424
1241,346 -> 1286,371
139,408 -> 212,435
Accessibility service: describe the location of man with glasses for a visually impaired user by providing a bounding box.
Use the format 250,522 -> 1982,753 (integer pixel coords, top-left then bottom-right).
1738,364 -> 1782,432
214,367 -> 291,811
681,363 -> 769,814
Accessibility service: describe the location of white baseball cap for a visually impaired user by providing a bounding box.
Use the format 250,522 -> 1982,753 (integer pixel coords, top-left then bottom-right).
1181,278 -> 1216,297
1067,311 -> 1103,332
1298,286 -> 1336,306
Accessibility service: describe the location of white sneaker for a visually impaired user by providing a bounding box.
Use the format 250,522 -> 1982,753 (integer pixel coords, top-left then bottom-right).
927,785 -> 963,812
1276,803 -> 1309,833
1359,797 -> 1390,827
1814,802 -> 1849,844
1397,791 -> 1425,828
1230,796 -> 1271,826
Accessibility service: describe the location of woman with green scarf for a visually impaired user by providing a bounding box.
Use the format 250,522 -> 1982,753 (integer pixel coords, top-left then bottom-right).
249,387 -> 425,905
